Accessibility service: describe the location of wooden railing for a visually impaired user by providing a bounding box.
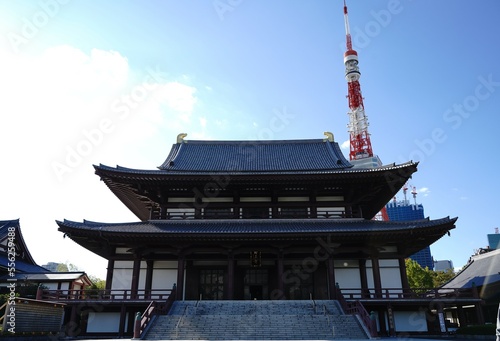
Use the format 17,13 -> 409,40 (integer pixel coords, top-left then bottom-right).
161,209 -> 351,220
336,287 -> 377,338
338,287 -> 475,300
39,288 -> 173,301
0,301 -> 7,326
134,286 -> 177,339
335,286 -> 477,338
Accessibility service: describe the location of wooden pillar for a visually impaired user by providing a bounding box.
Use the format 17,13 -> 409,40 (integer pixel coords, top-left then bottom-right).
176,255 -> 185,300
398,257 -> 410,294
277,250 -> 284,299
371,257 -> 382,298
226,251 -> 235,300
105,259 -> 114,291
145,260 -> 154,299
310,191 -> 317,218
378,310 -> 387,336
118,303 -> 127,337
67,305 -> 79,337
131,257 -> 141,299
472,283 -> 485,324
359,259 -> 369,298
327,257 -> 336,299
457,305 -> 466,328
160,206 -> 167,219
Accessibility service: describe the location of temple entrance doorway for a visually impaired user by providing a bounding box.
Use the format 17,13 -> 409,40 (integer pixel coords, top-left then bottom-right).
199,269 -> 224,300
244,268 -> 269,300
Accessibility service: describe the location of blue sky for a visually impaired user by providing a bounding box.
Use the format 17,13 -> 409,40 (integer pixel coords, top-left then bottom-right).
0,0 -> 499,279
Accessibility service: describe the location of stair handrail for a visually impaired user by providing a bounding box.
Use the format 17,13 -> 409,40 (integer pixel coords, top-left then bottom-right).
175,303 -> 190,338
335,286 -> 349,314
310,293 -> 316,314
0,301 -> 8,326
134,284 -> 177,339
335,286 -> 377,338
352,300 -> 377,338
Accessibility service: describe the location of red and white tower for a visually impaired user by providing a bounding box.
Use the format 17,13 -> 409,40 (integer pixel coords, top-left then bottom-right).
343,1 -> 373,161
343,2 -> 388,221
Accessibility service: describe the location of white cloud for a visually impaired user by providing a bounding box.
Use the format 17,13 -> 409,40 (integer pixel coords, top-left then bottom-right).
199,116 -> 207,128
154,81 -> 197,113
0,45 -> 199,279
341,139 -> 350,151
419,187 -> 430,197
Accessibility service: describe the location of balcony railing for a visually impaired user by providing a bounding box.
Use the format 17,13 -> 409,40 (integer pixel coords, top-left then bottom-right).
162,209 -> 349,220
337,287 -> 476,300
38,288 -> 173,301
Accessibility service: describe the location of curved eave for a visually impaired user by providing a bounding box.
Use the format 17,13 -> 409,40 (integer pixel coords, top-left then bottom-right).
57,217 -> 456,258
93,162 -> 418,221
0,219 -> 42,268
94,161 -> 416,178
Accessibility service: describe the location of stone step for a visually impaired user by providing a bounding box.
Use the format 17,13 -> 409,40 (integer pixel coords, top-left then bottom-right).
144,300 -> 369,340
167,300 -> 343,316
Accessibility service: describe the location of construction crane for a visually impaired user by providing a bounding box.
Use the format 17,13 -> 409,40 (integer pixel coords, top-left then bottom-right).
411,186 -> 418,206
343,0 -> 373,161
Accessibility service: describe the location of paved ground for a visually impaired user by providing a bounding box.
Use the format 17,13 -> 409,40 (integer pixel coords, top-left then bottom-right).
72,335 -> 495,341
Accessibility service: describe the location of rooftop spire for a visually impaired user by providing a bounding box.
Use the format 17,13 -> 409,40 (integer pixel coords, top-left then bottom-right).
343,0 -> 352,51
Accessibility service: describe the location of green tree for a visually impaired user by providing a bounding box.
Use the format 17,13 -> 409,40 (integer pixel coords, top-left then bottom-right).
432,268 -> 456,287
405,258 -> 433,291
88,275 -> 106,290
84,275 -> 106,299
56,262 -> 79,272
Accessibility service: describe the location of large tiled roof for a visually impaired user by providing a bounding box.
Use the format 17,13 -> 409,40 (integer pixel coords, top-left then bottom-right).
58,217 -> 456,259
92,138 -> 418,222
58,217 -> 456,236
156,139 -> 353,173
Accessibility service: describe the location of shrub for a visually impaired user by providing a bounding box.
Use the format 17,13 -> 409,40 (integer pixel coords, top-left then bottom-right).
455,324 -> 496,335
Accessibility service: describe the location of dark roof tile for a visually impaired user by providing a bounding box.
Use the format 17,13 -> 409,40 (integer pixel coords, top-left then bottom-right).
58,217 -> 456,235
157,139 -> 352,172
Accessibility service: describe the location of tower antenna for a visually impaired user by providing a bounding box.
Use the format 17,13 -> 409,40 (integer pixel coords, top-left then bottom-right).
343,1 -> 373,160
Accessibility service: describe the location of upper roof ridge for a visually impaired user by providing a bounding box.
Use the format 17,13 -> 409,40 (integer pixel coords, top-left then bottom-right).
157,138 -> 353,172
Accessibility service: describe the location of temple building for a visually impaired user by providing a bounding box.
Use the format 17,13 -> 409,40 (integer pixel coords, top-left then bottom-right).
51,133 -> 484,337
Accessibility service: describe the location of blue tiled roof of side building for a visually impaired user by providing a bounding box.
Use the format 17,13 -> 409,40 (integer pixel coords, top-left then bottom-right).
158,139 -> 353,172
0,255 -> 49,273
0,219 -> 49,273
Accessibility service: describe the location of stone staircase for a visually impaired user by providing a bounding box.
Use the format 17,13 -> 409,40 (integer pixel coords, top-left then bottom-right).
144,300 -> 370,340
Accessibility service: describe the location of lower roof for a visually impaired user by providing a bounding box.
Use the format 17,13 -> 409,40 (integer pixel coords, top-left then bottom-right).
442,248 -> 500,289
0,271 -> 90,283
58,217 -> 457,258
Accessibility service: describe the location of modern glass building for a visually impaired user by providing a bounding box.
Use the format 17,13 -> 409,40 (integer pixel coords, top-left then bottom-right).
386,200 -> 434,270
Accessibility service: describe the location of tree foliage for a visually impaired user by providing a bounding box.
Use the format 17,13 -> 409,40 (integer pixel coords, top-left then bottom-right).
84,275 -> 106,299
88,275 -> 106,290
56,262 -> 79,272
431,268 -> 456,287
405,258 -> 456,290
405,258 -> 433,290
